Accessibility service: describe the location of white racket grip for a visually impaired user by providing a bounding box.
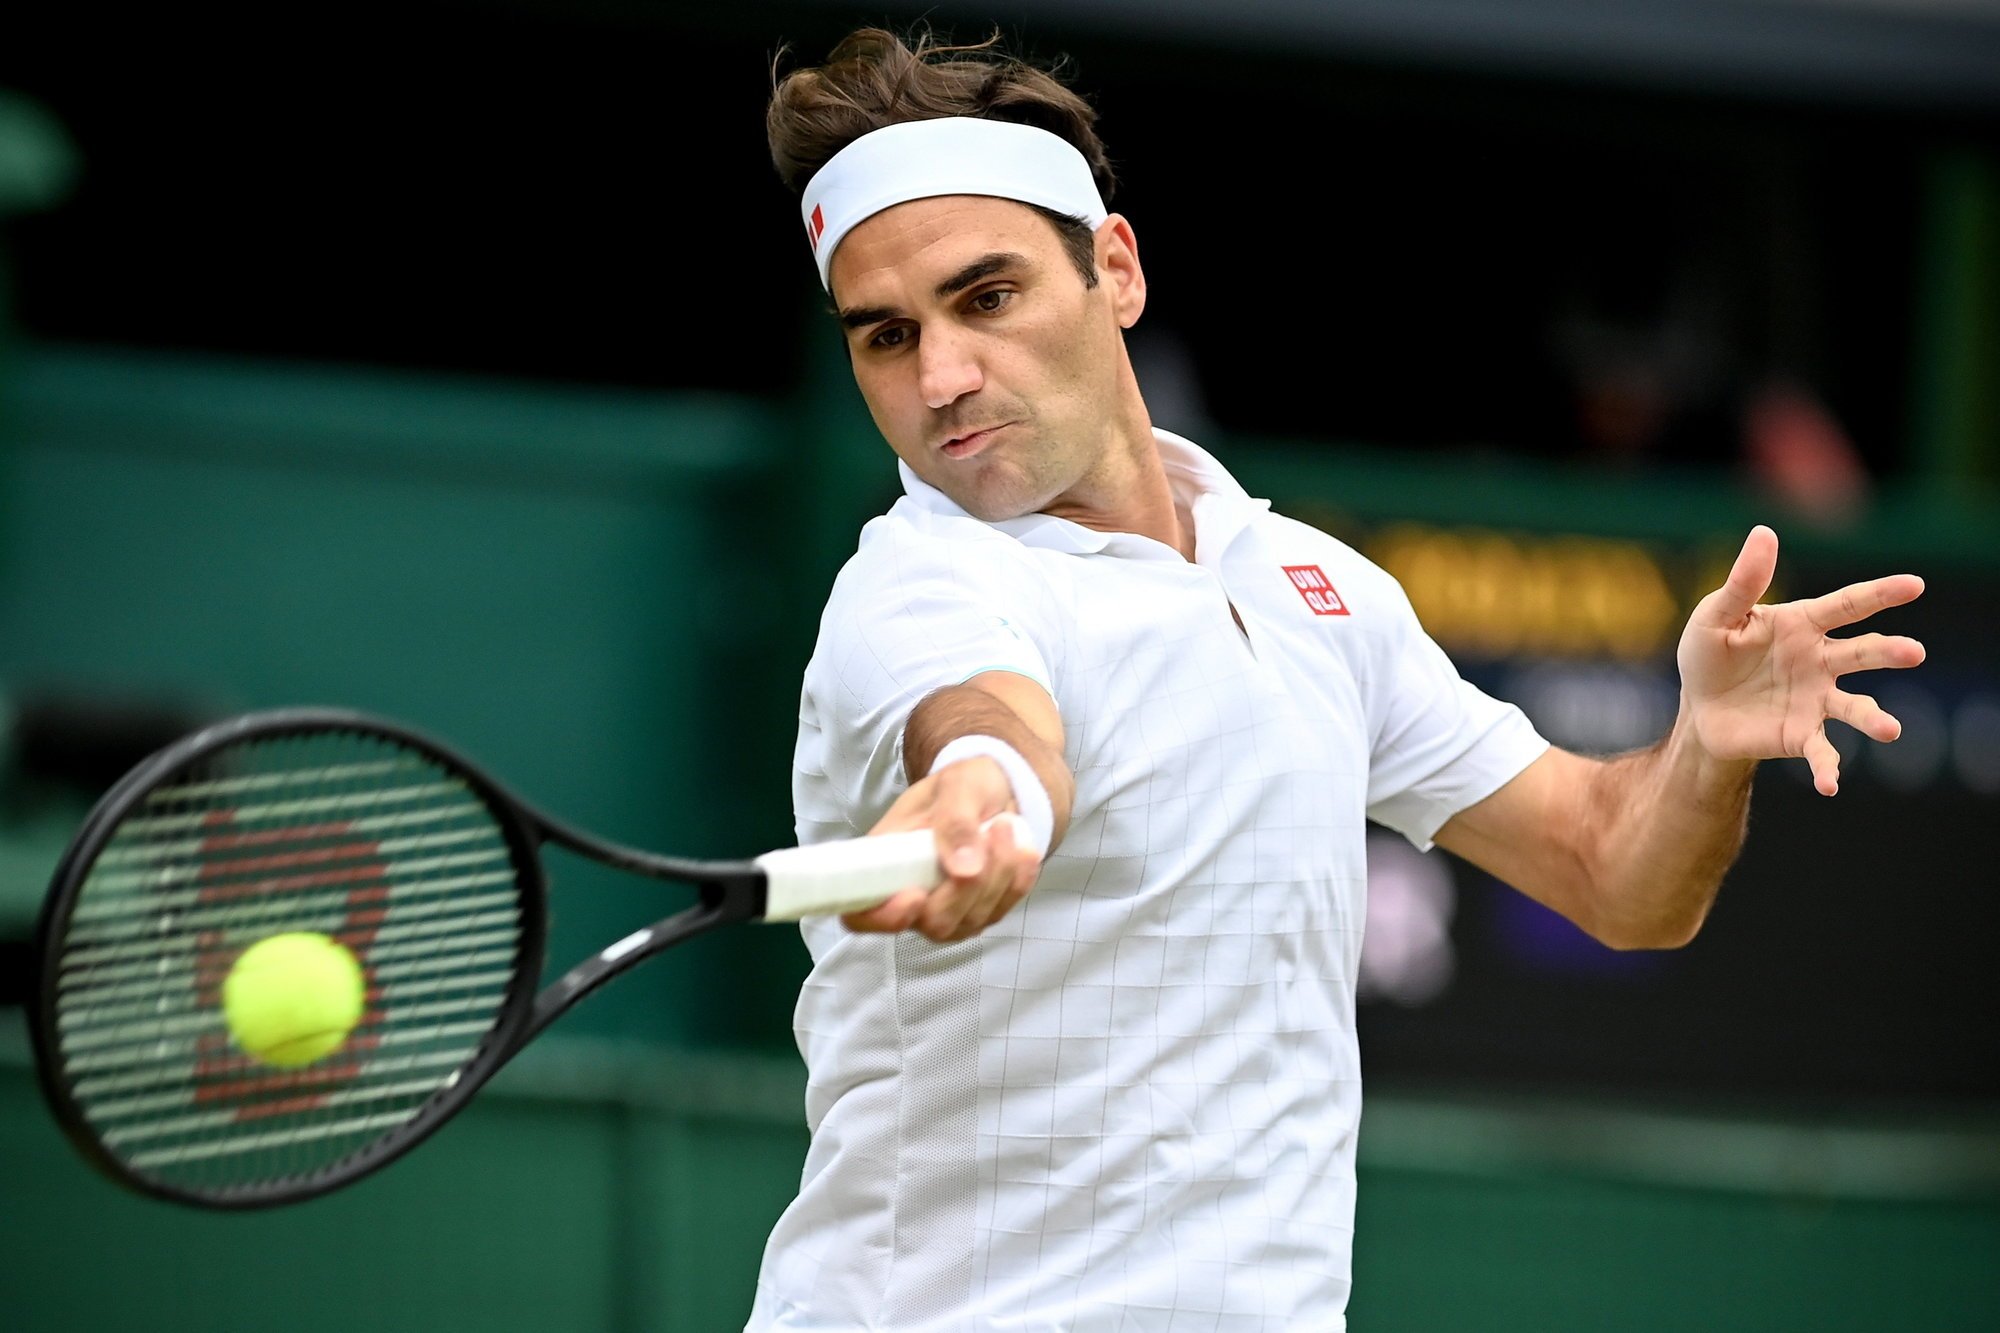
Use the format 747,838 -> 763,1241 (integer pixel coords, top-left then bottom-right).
756,830 -> 937,921
755,815 -> 1032,922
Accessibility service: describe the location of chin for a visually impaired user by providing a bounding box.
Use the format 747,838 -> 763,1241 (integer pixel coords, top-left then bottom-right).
970,469 -> 1059,523
916,458 -> 1036,523
952,487 -> 1031,524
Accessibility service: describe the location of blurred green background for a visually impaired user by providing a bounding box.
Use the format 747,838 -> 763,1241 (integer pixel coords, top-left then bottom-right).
1,2 -> 1996,1329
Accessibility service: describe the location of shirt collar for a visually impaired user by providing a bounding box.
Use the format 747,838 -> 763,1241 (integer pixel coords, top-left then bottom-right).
894,428 -> 1269,559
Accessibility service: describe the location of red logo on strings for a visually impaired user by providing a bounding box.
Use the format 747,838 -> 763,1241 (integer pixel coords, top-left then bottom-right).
1282,564 -> 1349,616
807,204 -> 826,250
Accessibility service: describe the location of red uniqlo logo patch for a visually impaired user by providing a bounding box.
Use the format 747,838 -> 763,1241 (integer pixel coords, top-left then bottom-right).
807,203 -> 826,250
1283,565 -> 1349,616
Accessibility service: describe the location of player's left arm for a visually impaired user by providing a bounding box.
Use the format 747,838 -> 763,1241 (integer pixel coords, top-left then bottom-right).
1434,525 -> 1925,950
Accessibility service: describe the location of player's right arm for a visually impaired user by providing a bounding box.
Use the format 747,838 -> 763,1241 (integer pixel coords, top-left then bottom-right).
799,520 -> 1071,942
843,670 -> 1073,943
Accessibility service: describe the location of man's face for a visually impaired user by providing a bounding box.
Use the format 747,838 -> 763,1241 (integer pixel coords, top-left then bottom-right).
829,196 -> 1134,521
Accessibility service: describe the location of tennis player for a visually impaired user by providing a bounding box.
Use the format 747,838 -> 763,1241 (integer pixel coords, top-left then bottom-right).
748,29 -> 1926,1331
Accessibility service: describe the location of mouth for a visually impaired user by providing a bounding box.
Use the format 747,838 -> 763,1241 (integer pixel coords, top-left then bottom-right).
940,422 -> 1015,460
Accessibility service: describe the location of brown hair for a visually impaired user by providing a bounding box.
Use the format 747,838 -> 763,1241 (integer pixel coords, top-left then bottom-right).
766,27 -> 1115,287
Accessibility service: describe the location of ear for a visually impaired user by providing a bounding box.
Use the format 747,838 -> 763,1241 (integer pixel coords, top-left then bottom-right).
1096,214 -> 1147,329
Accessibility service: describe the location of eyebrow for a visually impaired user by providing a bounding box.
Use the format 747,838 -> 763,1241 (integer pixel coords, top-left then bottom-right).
836,252 -> 1029,330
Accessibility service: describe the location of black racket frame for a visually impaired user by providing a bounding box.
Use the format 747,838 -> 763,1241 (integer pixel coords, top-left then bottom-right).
30,707 -> 772,1209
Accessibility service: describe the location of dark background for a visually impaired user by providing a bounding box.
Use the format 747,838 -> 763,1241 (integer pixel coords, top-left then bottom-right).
5,1 -> 1975,473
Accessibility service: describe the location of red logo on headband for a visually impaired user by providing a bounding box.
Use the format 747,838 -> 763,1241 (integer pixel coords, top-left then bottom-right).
808,204 -> 826,251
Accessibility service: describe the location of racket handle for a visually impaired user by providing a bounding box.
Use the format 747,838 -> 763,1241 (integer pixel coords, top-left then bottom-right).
755,815 -> 1030,922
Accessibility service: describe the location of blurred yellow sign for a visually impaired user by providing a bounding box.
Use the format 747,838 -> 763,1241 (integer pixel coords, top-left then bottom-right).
1367,523 -> 1689,662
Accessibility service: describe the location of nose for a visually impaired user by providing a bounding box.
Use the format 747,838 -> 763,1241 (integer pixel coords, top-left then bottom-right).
917,324 -> 983,410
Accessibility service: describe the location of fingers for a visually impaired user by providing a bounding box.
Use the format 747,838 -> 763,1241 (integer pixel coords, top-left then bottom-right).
960,819 -> 1041,943
1827,632 -> 1927,678
1697,525 -> 1779,626
923,816 -> 1041,943
1827,687 -> 1901,743
932,803 -> 988,881
1803,573 -> 1925,633
841,888 -> 929,934
848,756 -> 1038,941
1804,725 -> 1842,797
1795,685 -> 1912,796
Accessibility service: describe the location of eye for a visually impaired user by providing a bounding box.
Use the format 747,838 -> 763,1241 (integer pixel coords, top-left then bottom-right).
869,324 -> 912,350
969,289 -> 1015,315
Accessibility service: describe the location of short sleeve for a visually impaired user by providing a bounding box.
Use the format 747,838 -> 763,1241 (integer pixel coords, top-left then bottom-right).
1363,580 -> 1549,851
793,521 -> 1059,842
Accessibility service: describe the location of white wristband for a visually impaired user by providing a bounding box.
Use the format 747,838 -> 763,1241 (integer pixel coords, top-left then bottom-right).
929,734 -> 1055,857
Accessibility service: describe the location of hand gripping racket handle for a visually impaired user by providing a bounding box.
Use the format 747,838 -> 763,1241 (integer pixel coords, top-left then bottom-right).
754,815 -> 1030,922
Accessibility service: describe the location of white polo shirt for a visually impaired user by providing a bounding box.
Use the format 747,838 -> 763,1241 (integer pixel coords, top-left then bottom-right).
750,430 -> 1547,1332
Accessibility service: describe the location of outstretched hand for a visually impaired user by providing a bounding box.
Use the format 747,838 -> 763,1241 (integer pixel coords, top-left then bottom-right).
1677,525 -> 1926,796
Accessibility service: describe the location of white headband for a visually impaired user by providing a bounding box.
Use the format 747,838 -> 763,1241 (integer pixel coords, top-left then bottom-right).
800,117 -> 1109,291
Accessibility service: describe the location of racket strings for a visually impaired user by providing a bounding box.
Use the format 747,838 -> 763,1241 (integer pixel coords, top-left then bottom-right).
49,731 -> 527,1196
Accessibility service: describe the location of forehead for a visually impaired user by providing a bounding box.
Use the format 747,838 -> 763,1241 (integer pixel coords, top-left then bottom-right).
829,195 -> 1058,303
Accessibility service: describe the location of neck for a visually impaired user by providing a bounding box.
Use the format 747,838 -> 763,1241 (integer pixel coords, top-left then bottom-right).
1039,373 -> 1195,561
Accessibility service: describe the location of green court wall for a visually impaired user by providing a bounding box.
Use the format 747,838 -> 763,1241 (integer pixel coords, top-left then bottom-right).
3,1021 -> 1995,1332
0,350 -> 808,1044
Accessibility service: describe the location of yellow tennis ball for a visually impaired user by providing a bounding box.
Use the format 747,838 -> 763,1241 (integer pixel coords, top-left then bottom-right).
222,932 -> 366,1069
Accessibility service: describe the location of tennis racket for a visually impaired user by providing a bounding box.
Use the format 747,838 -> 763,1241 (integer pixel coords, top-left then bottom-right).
29,707 -> 957,1210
